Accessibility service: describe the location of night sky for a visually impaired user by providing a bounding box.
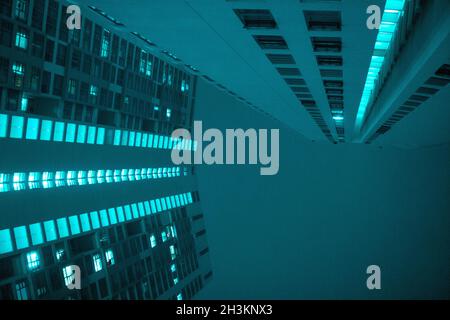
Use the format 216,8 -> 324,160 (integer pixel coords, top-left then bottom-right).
193,78 -> 450,299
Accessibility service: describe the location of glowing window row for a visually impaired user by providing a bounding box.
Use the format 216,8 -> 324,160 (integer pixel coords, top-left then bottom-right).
0,192 -> 194,255
355,0 -> 406,127
0,113 -> 196,151
0,166 -> 187,193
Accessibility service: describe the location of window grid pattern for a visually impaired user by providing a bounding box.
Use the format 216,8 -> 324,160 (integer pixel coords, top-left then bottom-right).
0,113 -> 196,151
0,192 -> 194,256
0,166 -> 188,193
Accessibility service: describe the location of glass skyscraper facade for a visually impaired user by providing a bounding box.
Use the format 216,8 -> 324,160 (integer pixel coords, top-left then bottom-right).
0,0 -> 212,300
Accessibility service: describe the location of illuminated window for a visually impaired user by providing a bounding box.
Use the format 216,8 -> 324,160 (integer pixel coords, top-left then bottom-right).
76,125 -> 86,143
29,223 -> 43,245
170,245 -> 176,260
13,172 -> 26,192
69,215 -> 80,235
62,266 -> 75,286
99,209 -> 109,227
108,208 -> 117,224
40,120 -> 53,141
116,207 -> 125,222
89,85 -> 98,96
113,130 -> 121,145
177,293 -> 183,300
166,108 -> 172,119
67,79 -> 77,95
131,203 -> 139,219
100,30 -> 110,58
20,97 -> 28,111
139,51 -> 146,74
96,127 -> 105,144
14,226 -> 29,249
87,126 -> 96,144
56,249 -> 65,261
15,0 -> 28,20
15,30 -> 28,49
124,205 -> 132,220
16,281 -> 28,300
105,249 -> 115,266
146,60 -> 152,77
12,62 -> 24,75
43,220 -> 57,242
26,251 -> 40,271
150,234 -> 157,248
161,231 -> 167,242
93,253 -> 102,272
79,213 -> 91,232
57,218 -> 69,238
65,123 -> 76,142
0,114 -> 8,138
12,63 -> 25,88
10,115 -> 24,139
25,117 -> 39,140
0,229 -> 13,254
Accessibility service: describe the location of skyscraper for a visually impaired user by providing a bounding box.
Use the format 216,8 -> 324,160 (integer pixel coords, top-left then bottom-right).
0,0 -> 212,300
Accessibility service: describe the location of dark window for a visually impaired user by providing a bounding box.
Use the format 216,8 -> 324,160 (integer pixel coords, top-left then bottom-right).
63,102 -> 72,119
56,44 -> 67,66
46,0 -> 58,37
85,106 -> 94,122
68,28 -> 81,46
303,11 -> 341,31
102,62 -> 110,81
44,39 -> 54,62
31,0 -> 45,30
111,35 -> 119,63
127,43 -> 135,68
316,55 -> 342,66
311,37 -> 342,52
234,9 -> 277,29
82,54 -> 92,74
117,69 -> 124,86
6,89 -> 19,111
59,5 -> 68,42
71,49 -> 81,70
110,65 -> 116,83
83,19 -> 93,51
0,57 -> 9,83
74,104 -> 83,121
80,82 -> 89,102
41,71 -> 50,93
266,54 -> 296,64
119,39 -> 127,66
0,20 -> 13,47
93,58 -> 101,77
31,33 -> 44,58
52,74 -> 63,96
92,25 -> 102,56
30,66 -> 40,91
253,35 -> 288,49
0,0 -> 12,17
